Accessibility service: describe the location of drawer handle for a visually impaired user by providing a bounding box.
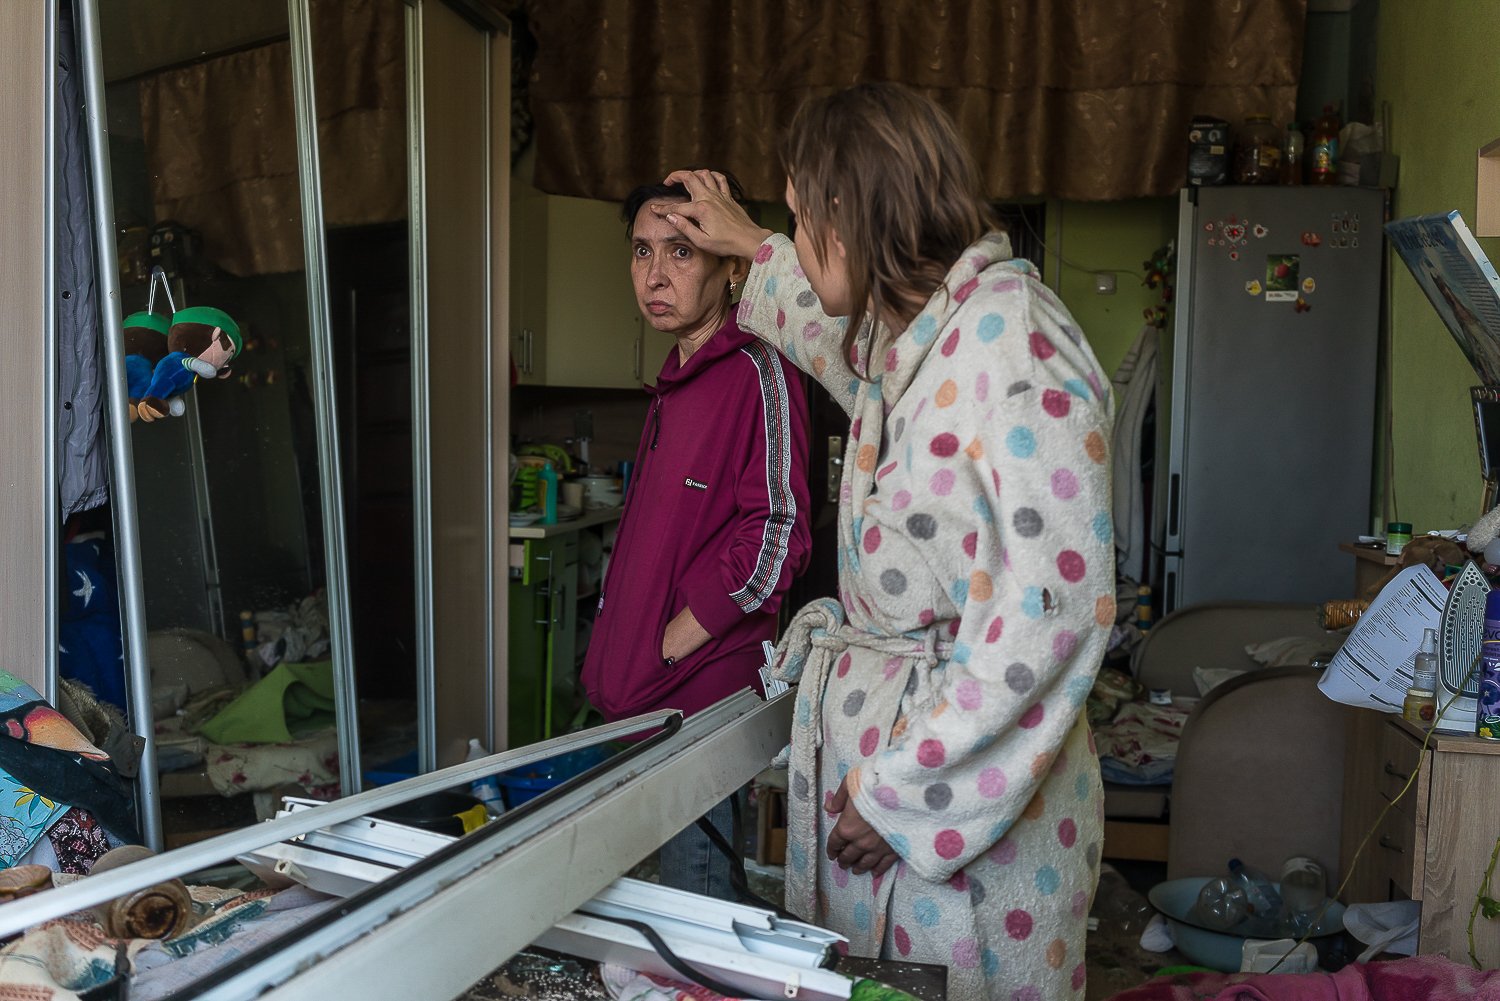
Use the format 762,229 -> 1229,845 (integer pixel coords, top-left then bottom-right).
1383,762 -> 1411,782
1378,834 -> 1405,854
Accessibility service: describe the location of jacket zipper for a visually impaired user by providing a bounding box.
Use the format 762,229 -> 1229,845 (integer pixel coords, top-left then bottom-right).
650,397 -> 662,450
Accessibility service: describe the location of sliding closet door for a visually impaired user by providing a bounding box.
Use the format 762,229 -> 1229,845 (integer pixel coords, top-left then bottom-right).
411,0 -> 510,766
0,6 -> 50,695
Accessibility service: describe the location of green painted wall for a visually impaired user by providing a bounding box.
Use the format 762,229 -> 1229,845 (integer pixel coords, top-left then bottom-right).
1046,198 -> 1178,378
1378,0 -> 1500,531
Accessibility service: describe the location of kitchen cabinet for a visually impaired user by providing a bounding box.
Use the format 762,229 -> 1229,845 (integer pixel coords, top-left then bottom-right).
510,189 -> 673,388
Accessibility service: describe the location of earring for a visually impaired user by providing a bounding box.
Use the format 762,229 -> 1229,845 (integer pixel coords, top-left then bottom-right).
729,280 -> 739,296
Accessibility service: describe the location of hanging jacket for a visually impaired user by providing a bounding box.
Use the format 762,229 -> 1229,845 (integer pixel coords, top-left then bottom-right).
1111,323 -> 1158,583
581,314 -> 812,722
57,2 -> 108,516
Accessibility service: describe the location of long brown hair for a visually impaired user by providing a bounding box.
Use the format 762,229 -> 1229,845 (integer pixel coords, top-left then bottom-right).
781,82 -> 996,378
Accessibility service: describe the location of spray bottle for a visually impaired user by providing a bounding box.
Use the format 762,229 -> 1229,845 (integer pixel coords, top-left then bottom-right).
466,738 -> 506,817
538,461 -> 559,525
1403,628 -> 1438,730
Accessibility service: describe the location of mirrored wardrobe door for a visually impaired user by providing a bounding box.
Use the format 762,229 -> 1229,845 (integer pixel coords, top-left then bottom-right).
306,0 -> 423,776
408,0 -> 511,767
83,0 -> 359,843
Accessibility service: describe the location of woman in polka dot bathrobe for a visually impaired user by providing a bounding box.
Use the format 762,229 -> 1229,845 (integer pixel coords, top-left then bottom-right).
660,84 -> 1114,1000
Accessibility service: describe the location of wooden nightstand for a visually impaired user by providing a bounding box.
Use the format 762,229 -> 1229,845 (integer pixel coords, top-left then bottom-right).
1341,709 -> 1500,965
1338,542 -> 1401,597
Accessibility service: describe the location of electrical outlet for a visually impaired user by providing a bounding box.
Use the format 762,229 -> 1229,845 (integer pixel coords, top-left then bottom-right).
1094,273 -> 1116,295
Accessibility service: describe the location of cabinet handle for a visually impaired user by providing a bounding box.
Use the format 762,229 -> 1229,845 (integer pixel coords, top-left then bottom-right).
524,328 -> 534,375
1378,834 -> 1405,854
533,553 -> 553,625
633,330 -> 642,382
1383,762 -> 1411,782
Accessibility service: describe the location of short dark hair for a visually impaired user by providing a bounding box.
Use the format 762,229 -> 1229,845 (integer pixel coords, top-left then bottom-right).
621,170 -> 748,239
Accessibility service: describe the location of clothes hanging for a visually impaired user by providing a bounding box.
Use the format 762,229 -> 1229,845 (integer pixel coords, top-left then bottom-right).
1111,323 -> 1158,584
56,1 -> 109,517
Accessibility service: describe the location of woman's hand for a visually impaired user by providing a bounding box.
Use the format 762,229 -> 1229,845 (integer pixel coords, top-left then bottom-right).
656,170 -> 773,262
825,777 -> 900,876
661,606 -> 711,663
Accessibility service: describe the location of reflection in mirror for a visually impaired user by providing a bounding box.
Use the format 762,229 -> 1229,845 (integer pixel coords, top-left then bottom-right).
86,0 -> 408,842
309,1 -> 421,776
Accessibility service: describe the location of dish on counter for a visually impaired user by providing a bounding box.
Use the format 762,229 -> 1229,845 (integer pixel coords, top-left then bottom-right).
508,512 -> 542,527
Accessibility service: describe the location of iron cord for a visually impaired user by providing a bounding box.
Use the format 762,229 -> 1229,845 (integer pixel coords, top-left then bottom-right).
587,912 -> 757,998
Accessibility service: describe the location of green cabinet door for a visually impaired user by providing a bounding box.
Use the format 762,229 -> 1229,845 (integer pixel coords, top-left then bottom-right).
506,533 -> 581,749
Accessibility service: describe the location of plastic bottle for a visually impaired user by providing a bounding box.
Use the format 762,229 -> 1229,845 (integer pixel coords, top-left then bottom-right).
1309,105 -> 1341,186
466,738 -> 506,818
1228,858 -> 1283,922
1233,114 -> 1282,185
1191,875 -> 1249,931
538,461 -> 559,525
1477,589 -> 1500,740
1278,856 -> 1328,937
1282,123 -> 1305,185
1136,585 -> 1154,631
1404,628 -> 1438,729
1094,866 -> 1155,934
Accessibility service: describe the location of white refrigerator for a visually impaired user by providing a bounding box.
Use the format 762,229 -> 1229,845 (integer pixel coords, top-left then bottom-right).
1157,186 -> 1386,614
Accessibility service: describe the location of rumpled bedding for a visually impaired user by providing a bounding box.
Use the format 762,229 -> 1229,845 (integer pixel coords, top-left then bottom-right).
1102,953 -> 1500,1001
153,666 -> 341,799
1091,633 -> 1335,786
1093,700 -> 1190,786
203,730 -> 339,798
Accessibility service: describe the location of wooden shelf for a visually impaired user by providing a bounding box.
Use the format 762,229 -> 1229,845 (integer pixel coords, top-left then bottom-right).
508,505 -> 621,539
1338,541 -> 1401,567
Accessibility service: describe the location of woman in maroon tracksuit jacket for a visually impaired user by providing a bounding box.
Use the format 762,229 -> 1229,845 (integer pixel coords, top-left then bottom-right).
581,176 -> 811,899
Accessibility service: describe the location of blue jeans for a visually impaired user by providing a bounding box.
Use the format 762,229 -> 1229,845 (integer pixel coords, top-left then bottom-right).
658,795 -> 738,901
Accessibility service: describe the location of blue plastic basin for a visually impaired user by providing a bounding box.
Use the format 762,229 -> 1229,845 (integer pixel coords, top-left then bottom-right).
495,745 -> 614,808
1147,877 -> 1346,973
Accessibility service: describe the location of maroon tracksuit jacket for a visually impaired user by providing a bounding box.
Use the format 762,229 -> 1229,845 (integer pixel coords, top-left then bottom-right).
581,315 -> 811,721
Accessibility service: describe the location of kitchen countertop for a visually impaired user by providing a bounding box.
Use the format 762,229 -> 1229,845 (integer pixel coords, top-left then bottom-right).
508,505 -> 622,539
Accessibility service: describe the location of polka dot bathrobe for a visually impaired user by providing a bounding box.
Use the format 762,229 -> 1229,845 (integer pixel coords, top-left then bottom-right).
738,233 -> 1116,1000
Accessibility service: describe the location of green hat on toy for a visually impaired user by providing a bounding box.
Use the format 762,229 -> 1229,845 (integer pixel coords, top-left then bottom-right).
123,311 -> 169,337
171,305 -> 242,356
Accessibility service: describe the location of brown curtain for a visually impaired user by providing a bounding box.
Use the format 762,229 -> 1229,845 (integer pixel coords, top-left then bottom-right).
139,0 -> 405,277
525,0 -> 1306,203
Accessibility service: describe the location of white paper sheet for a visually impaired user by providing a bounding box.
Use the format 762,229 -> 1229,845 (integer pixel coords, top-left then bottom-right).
1317,566 -> 1448,711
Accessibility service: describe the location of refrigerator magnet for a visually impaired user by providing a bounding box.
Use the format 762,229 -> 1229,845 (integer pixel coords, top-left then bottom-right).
1245,279 -> 1263,296
1265,254 -> 1301,302
1253,223 -> 1269,239
1302,277 -> 1317,294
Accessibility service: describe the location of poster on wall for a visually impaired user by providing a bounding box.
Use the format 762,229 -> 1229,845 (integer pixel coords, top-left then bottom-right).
1386,210 -> 1500,385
